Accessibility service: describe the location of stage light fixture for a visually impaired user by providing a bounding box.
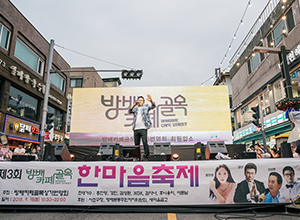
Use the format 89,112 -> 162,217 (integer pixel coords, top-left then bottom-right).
172,153 -> 180,161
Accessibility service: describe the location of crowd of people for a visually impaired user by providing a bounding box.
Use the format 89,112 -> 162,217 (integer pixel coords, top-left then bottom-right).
247,141 -> 300,159
0,142 -> 43,161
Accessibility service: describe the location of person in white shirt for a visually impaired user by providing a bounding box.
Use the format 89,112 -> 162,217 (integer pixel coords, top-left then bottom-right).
13,142 -> 26,155
279,166 -> 300,203
128,94 -> 156,160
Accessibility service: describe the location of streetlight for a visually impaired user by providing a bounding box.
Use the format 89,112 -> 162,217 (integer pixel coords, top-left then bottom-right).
252,31 -> 292,151
253,35 -> 292,98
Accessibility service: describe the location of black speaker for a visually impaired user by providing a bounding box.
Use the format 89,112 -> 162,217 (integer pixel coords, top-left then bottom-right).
240,152 -> 257,159
194,142 -> 205,160
53,144 -> 71,161
205,141 -> 227,159
99,143 -> 117,155
281,141 -> 293,158
12,155 -> 35,161
84,155 -> 107,161
149,154 -> 167,161
43,143 -> 55,161
153,142 -> 171,155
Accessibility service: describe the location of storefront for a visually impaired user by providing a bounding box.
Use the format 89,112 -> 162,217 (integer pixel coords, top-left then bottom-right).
0,49 -> 68,148
3,114 -> 40,150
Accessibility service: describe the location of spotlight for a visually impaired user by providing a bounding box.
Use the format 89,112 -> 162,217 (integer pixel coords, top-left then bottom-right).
172,153 -> 180,161
70,154 -> 75,161
282,15 -> 286,20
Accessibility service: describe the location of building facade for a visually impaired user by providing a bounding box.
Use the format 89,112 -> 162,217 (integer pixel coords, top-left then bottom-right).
65,67 -> 107,134
0,0 -> 71,147
230,0 -> 300,146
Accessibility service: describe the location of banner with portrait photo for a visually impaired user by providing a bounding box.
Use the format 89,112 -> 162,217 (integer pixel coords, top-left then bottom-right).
0,158 -> 299,206
69,86 -> 232,146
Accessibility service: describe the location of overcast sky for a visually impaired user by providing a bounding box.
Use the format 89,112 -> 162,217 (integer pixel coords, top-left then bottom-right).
10,0 -> 270,87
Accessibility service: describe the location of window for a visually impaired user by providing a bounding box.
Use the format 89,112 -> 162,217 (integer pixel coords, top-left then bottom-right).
262,90 -> 271,116
267,9 -> 294,47
247,50 -> 265,74
14,39 -> 44,75
0,23 -> 10,50
274,81 -> 284,103
286,8 -> 295,33
273,20 -> 286,46
50,73 -> 65,92
48,105 -> 63,130
7,86 -> 39,121
70,78 -> 83,88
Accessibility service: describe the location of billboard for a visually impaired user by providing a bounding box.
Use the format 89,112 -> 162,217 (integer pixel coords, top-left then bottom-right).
70,86 -> 232,146
1,159 -> 299,206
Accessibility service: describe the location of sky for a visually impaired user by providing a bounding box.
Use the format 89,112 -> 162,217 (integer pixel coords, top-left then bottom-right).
10,0 -> 270,87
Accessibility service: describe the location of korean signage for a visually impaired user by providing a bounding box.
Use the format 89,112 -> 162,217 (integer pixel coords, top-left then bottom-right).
0,159 -> 300,205
4,115 -> 40,142
287,44 -> 300,64
70,86 -> 232,146
9,65 -> 62,105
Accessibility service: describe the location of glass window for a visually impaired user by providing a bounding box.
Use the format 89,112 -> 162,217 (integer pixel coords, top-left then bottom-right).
286,9 -> 295,33
263,90 -> 271,116
48,105 -> 63,130
14,39 -> 44,75
0,23 -> 10,50
50,73 -> 65,92
7,86 -> 38,121
70,78 -> 83,88
251,52 -> 260,71
273,20 -> 286,46
291,81 -> 300,98
274,81 -> 284,102
247,60 -> 252,74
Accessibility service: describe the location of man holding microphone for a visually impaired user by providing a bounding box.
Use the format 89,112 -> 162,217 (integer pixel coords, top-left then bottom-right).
128,94 -> 156,161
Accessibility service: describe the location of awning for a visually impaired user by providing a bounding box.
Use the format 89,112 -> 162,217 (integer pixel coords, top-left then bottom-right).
233,122 -> 291,144
273,133 -> 290,139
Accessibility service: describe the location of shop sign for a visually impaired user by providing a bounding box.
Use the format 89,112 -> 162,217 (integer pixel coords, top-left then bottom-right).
287,44 -> 300,64
290,69 -> 300,82
241,105 -> 249,115
0,58 -> 6,68
9,66 -> 62,105
66,99 -> 72,126
4,115 -> 40,142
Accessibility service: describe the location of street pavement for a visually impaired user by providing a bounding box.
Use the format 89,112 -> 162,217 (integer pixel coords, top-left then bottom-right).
1,212 -> 300,220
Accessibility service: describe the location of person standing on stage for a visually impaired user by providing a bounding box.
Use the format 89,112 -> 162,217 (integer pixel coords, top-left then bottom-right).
128,94 -> 156,161
234,163 -> 266,203
279,166 -> 300,203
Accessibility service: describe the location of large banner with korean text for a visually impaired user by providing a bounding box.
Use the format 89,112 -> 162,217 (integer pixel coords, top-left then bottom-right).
1,159 -> 300,206
70,86 -> 232,146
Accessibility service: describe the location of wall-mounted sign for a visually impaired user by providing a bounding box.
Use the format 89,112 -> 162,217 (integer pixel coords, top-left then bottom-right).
0,58 -> 6,68
9,66 -> 62,105
287,44 -> 300,64
290,69 -> 300,82
4,115 -> 40,142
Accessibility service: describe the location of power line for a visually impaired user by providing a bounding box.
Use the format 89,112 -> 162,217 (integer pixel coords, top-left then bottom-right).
54,43 -> 134,70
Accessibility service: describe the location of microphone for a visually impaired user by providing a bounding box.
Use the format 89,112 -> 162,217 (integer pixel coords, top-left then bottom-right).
258,188 -> 270,202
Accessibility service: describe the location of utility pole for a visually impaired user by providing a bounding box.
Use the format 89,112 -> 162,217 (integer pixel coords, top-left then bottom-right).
39,39 -> 54,155
258,95 -> 267,151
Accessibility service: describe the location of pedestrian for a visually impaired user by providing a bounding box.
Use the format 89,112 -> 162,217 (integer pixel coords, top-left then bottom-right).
128,94 -> 156,161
